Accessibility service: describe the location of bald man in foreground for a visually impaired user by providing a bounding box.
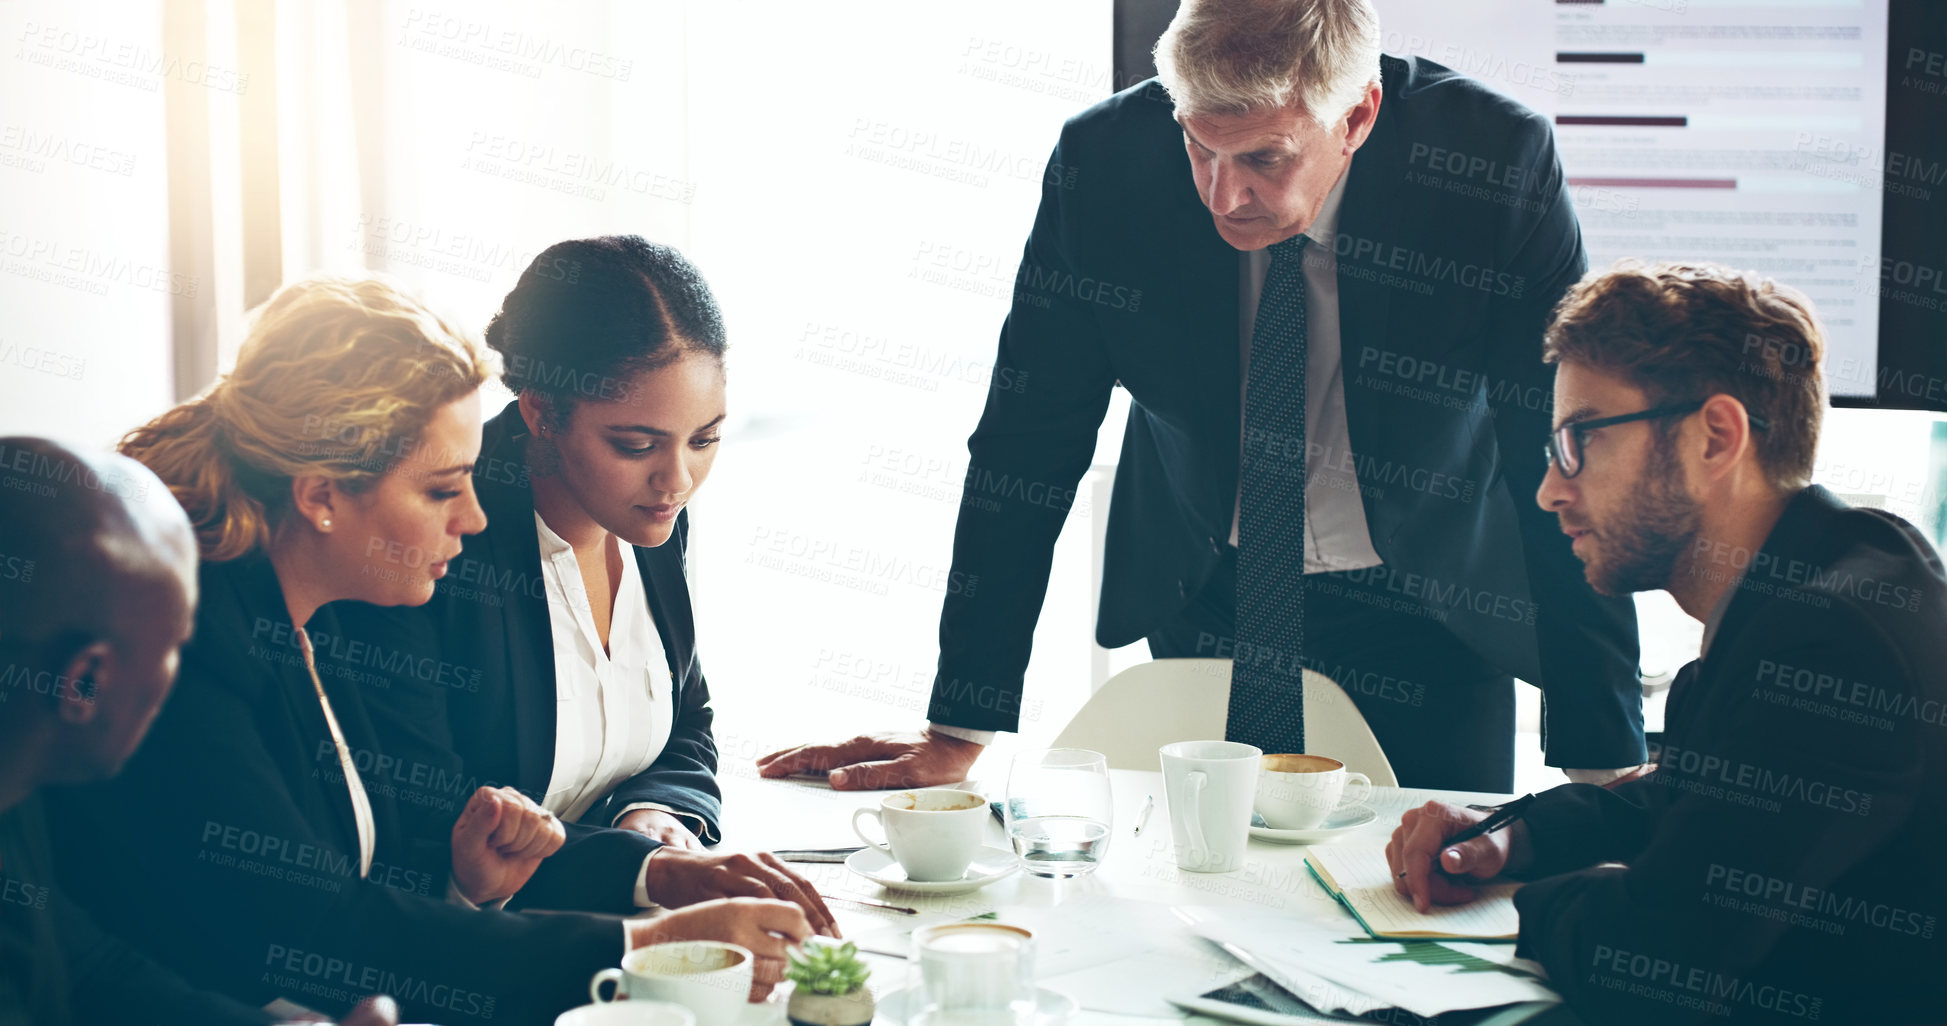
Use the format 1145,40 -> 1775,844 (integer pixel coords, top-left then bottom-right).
0,437 -> 396,1026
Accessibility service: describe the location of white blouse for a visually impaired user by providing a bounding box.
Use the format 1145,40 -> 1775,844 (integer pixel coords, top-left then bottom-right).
534,511 -> 678,826
297,631 -> 375,879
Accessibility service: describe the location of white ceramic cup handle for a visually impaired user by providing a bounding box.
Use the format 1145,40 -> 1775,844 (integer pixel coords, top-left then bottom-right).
851,806 -> 894,856
590,967 -> 626,1003
1341,772 -> 1372,809
1183,770 -> 1209,868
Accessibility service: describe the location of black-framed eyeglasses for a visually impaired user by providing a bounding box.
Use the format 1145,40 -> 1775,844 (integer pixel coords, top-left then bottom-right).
1545,401 -> 1771,479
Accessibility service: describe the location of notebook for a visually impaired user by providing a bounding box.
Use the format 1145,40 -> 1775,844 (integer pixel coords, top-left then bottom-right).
1303,844 -> 1521,941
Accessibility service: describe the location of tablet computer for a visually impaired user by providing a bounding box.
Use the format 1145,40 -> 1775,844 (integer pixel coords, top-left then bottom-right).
1169,973 -> 1366,1025
1172,975 -> 1544,1026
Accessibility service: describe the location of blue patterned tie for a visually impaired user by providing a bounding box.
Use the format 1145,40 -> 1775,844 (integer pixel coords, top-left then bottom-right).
1229,234 -> 1309,754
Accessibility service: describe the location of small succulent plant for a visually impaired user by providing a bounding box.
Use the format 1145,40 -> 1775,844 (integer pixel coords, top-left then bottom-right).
785,940 -> 872,996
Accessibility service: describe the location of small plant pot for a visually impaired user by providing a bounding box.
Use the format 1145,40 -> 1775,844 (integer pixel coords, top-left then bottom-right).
786,985 -> 875,1026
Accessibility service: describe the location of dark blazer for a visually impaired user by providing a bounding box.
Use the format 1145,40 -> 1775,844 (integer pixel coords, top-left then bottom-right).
926,56 -> 1644,770
1,795 -> 272,1026
47,555 -> 626,1026
348,401 -> 722,914
1511,487 -> 1947,1025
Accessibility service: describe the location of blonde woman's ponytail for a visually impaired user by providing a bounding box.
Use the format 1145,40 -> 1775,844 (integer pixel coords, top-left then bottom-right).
120,275 -> 490,561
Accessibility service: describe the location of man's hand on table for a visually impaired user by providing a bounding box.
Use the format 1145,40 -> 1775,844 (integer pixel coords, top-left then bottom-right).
756,728 -> 982,791
1384,800 -> 1531,913
642,848 -> 839,938
338,995 -> 398,1026
277,994 -> 398,1025
628,898 -> 813,1002
615,807 -> 706,850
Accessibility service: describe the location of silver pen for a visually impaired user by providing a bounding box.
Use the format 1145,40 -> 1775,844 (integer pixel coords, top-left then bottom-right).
1133,794 -> 1155,837
774,847 -> 866,863
820,893 -> 919,915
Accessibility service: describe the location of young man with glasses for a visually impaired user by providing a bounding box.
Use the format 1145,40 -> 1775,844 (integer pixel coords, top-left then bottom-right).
1385,261 -> 1947,1025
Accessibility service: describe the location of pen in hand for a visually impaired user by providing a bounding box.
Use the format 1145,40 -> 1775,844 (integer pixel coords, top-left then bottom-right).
1397,793 -> 1536,879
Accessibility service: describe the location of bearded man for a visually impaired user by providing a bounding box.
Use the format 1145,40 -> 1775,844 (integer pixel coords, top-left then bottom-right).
1386,262 -> 1947,1026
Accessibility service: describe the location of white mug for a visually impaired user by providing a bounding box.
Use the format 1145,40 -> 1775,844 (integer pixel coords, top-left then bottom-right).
852,788 -> 988,882
555,1002 -> 696,1026
590,941 -> 753,1025
1255,753 -> 1372,829
1159,740 -> 1262,873
911,922 -> 1036,1016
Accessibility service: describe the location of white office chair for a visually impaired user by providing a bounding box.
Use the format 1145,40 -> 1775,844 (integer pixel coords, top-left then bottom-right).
1050,658 -> 1400,787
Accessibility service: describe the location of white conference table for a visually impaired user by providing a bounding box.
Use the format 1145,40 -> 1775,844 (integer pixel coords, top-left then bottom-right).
709,766 -> 1570,1026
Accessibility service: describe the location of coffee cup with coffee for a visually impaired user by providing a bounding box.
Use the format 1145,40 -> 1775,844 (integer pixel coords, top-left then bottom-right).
590,940 -> 754,1025
851,788 -> 988,882
910,922 -> 1036,1019
555,1001 -> 695,1026
1254,753 -> 1371,830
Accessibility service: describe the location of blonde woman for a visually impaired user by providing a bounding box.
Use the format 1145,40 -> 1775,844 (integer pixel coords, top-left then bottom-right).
47,277 -> 809,1026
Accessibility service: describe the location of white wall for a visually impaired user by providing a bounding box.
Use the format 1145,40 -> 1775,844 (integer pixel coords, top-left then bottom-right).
0,2 -> 176,447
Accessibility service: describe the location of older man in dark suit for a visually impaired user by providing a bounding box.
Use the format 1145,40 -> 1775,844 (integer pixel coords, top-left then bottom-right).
765,0 -> 1644,793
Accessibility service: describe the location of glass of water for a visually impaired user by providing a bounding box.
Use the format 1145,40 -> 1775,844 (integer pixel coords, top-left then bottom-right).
1003,748 -> 1112,877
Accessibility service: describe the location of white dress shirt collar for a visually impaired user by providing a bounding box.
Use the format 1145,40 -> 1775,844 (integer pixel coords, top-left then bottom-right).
1302,164 -> 1350,248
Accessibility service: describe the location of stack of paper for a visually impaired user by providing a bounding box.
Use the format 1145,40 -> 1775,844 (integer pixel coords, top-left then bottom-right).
1181,906 -> 1559,1020
1175,844 -> 1558,1020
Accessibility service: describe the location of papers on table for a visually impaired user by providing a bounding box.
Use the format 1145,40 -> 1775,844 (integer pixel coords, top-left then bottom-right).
1305,845 -> 1520,941
1180,905 -> 1560,1020
862,888 -> 1554,1020
1007,895 -> 1256,1017
822,782 -> 1552,1020
858,895 -> 1255,1017
845,904 -> 1006,959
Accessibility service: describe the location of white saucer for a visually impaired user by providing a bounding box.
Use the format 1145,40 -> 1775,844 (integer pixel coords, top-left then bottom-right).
1248,804 -> 1378,844
844,845 -> 1019,895
876,984 -> 1078,1025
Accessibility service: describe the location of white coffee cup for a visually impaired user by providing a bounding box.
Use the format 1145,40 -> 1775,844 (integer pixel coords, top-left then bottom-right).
555,1001 -> 696,1026
590,941 -> 753,1025
1255,753 -> 1372,830
1159,740 -> 1262,873
852,788 -> 988,882
911,922 -> 1036,1017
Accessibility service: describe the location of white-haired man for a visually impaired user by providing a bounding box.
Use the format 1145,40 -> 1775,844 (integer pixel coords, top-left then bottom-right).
766,0 -> 1645,794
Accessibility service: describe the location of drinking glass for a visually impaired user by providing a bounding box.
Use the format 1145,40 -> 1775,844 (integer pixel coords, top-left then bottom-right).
1002,748 -> 1112,877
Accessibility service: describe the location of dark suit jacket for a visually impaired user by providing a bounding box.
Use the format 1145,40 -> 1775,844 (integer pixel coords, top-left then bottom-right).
1,794 -> 273,1026
347,401 -> 722,914
47,555 -> 625,1026
1511,487 -> 1947,1025
927,57 -> 1644,769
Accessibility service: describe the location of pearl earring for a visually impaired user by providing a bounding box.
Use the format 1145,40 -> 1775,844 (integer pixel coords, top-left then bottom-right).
320,518 -> 332,529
